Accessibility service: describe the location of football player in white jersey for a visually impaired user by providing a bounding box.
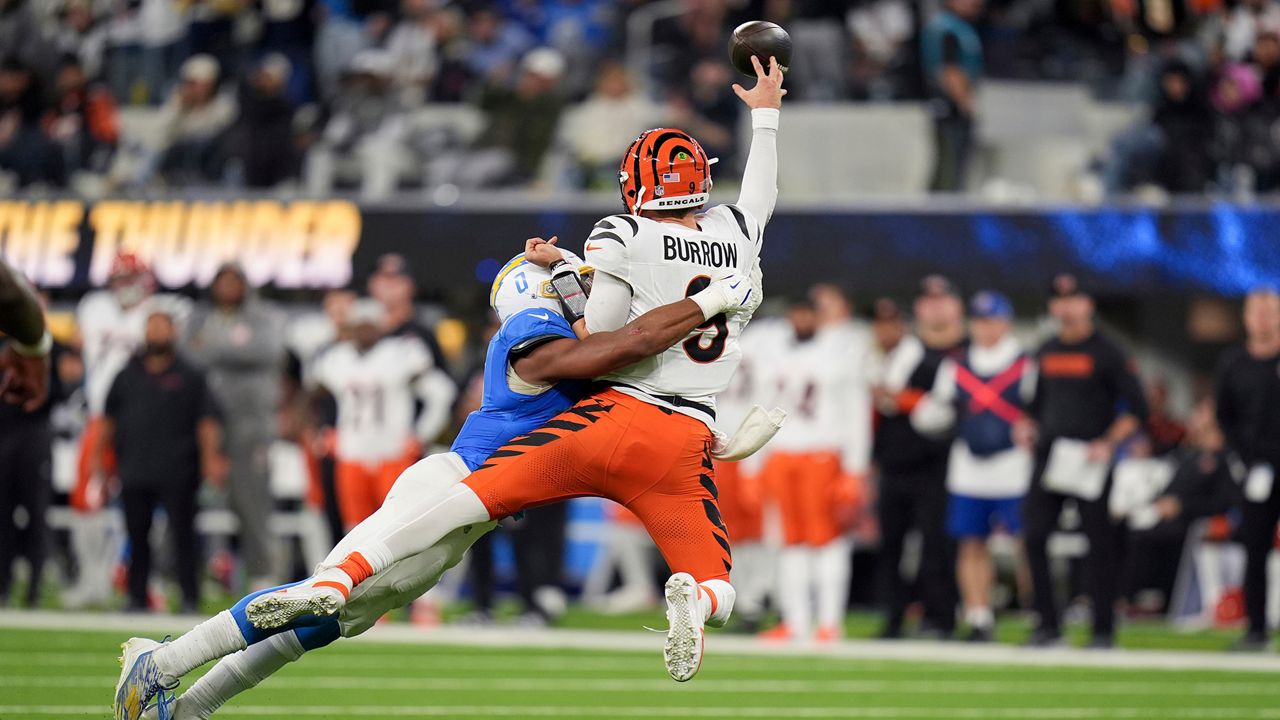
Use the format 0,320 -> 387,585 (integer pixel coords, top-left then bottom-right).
309,299 -> 456,529
66,253 -> 190,609
244,54 -> 785,683
757,289 -> 871,643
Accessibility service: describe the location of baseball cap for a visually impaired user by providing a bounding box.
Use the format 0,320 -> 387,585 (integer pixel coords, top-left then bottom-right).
1048,273 -> 1088,299
919,274 -> 960,299
969,290 -> 1013,319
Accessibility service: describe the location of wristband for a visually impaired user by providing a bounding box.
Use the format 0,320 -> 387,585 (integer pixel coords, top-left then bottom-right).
751,108 -> 780,131
12,328 -> 52,357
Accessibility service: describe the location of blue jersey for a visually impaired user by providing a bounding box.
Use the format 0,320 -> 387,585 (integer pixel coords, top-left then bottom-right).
450,308 -> 586,471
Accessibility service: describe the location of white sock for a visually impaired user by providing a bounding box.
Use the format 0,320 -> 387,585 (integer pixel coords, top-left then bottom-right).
731,542 -> 770,619
965,605 -> 994,629
152,611 -> 247,680
176,631 -> 305,720
776,546 -> 813,638
814,539 -> 852,631
697,579 -> 736,628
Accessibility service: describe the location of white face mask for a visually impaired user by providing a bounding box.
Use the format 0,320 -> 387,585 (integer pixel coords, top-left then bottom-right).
114,281 -> 148,308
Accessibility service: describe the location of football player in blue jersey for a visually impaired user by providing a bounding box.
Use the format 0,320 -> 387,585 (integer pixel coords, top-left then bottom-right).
115,247 -> 758,720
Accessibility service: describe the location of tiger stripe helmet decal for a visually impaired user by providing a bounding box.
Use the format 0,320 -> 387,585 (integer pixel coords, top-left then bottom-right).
618,128 -> 717,214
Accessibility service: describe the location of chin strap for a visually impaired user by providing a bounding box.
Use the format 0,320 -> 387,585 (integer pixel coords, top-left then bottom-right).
631,183 -> 646,215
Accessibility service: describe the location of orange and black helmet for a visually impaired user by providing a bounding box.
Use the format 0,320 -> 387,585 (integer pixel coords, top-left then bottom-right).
618,128 -> 717,214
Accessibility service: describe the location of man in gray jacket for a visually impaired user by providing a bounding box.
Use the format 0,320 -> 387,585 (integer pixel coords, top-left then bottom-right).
189,263 -> 286,589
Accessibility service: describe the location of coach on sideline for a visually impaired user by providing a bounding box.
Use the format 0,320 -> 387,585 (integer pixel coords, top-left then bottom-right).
1016,274 -> 1147,649
95,310 -> 227,612
1215,287 -> 1280,651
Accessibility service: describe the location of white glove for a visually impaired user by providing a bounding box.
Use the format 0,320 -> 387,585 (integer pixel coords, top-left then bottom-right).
689,260 -> 764,320
711,405 -> 787,461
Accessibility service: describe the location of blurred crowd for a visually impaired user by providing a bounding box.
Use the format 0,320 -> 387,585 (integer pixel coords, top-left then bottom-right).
5,0 -> 1280,197
4,248 -> 1280,652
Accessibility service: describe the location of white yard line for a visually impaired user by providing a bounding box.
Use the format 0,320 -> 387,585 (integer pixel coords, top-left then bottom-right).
4,674 -> 1280,696
1,706 -> 1278,719
3,609 -> 1279,673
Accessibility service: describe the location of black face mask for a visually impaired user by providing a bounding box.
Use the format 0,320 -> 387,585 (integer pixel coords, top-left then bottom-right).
144,342 -> 175,358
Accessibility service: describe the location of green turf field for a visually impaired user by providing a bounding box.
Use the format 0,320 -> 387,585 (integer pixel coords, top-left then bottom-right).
3,626 -> 1279,720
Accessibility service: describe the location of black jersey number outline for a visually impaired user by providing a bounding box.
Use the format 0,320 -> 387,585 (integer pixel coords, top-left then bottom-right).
683,275 -> 729,363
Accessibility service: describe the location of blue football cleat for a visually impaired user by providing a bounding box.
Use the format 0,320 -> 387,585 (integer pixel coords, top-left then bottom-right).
114,637 -> 178,720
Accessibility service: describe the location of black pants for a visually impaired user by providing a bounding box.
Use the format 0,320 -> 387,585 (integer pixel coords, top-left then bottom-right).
877,462 -> 957,634
1241,482 -> 1280,636
120,479 -> 200,610
0,423 -> 52,606
1022,452 -> 1123,637
929,114 -> 973,193
469,504 -> 568,616
1121,519 -> 1188,608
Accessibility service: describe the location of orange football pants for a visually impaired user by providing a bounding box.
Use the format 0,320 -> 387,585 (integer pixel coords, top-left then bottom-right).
72,416 -> 116,511
336,453 -> 416,529
761,450 -> 844,547
714,460 -> 763,543
464,389 -> 731,582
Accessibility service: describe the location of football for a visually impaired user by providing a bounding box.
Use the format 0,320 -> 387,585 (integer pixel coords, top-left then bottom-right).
728,20 -> 792,77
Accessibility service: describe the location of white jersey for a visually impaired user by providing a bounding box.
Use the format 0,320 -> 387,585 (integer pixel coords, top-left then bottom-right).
77,290 -> 191,415
759,321 -> 873,473
715,317 -> 789,436
310,336 -> 433,464
585,205 -> 763,424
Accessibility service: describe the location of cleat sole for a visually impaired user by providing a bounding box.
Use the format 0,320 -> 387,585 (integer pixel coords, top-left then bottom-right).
245,591 -> 341,630
663,574 -> 704,683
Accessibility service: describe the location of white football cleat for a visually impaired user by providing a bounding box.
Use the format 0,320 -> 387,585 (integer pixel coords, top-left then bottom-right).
662,572 -> 705,682
114,637 -> 177,720
244,583 -> 344,630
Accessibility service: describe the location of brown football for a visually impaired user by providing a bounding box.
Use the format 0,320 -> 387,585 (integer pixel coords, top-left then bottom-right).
729,21 -> 792,77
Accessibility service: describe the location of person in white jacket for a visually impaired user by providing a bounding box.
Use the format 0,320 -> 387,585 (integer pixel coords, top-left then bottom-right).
911,290 -> 1034,641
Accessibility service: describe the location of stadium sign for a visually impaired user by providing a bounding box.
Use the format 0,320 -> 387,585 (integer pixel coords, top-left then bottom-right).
0,199 -> 360,289
3,198 -> 1279,297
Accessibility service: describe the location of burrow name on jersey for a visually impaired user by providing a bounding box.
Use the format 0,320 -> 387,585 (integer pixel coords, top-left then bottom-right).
662,235 -> 739,268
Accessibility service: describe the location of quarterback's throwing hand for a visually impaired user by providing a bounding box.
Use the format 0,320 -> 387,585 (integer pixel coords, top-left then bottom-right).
731,55 -> 786,110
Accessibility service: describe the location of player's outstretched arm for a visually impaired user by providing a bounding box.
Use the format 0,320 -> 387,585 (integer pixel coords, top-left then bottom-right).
516,272 -> 755,384
514,299 -> 704,384
0,257 -> 50,409
731,55 -> 784,227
